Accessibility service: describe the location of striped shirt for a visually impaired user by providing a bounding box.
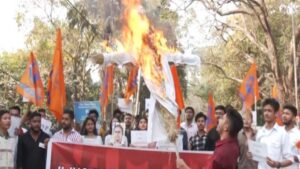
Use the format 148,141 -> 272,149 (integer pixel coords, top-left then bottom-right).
52,129 -> 82,143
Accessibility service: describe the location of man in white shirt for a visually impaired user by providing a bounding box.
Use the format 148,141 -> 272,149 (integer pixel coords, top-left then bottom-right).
180,107 -> 197,141
282,104 -> 300,169
255,98 -> 292,169
52,109 -> 82,143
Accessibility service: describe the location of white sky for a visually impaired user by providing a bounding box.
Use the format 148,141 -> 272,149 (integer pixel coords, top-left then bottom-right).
0,1 -> 26,52
0,0 -> 213,53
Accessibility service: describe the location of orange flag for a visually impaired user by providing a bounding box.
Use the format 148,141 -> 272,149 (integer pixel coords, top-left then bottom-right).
47,28 -> 66,121
271,84 -> 283,126
124,66 -> 139,101
170,65 -> 185,110
239,63 -> 260,110
170,65 -> 185,128
206,92 -> 217,130
100,65 -> 114,119
16,52 -> 45,107
271,84 -> 279,100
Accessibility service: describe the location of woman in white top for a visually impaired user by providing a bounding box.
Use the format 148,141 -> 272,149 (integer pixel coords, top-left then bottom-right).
81,117 -> 103,145
105,124 -> 128,147
0,109 -> 16,169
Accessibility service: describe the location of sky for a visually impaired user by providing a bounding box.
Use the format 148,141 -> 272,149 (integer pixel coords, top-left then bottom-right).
0,0 -> 212,53
0,0 -> 67,53
0,1 -> 26,52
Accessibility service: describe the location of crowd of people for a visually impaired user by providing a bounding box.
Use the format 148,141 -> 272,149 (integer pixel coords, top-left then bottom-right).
0,98 -> 300,169
177,98 -> 300,169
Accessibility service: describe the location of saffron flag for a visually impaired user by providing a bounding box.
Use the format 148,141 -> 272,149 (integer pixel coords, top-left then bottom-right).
170,65 -> 185,110
239,63 -> 260,110
47,28 -> 66,121
271,84 -> 279,100
99,65 -> 114,119
271,84 -> 283,126
16,52 -> 44,107
206,92 -> 217,130
124,66 -> 139,101
170,65 -> 185,128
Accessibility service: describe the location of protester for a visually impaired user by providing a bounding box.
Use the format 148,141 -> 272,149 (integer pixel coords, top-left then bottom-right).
0,109 -> 16,169
237,111 -> 257,169
17,112 -> 50,169
282,104 -> 300,169
88,109 -> 100,130
135,116 -> 148,130
177,107 -> 243,169
113,109 -> 124,122
9,106 -> 21,117
189,112 -> 207,151
180,107 -> 197,141
81,117 -> 103,145
205,105 -> 226,151
124,113 -> 133,145
106,117 -> 120,136
38,108 -> 47,119
179,127 -> 188,150
105,124 -> 128,147
9,105 -> 25,136
253,98 -> 292,169
52,109 -> 82,143
131,116 -> 158,149
88,109 -> 99,123
99,121 -> 107,140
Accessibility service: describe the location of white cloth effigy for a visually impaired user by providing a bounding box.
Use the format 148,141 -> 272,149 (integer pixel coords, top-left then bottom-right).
101,52 -> 200,143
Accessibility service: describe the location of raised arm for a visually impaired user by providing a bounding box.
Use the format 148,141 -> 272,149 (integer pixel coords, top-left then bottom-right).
91,52 -> 135,66
165,53 -> 200,67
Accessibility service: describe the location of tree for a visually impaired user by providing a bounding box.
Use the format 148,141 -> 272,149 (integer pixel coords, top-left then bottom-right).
182,0 -> 300,108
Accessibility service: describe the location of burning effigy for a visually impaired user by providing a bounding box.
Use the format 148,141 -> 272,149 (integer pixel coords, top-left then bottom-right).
92,0 -> 200,145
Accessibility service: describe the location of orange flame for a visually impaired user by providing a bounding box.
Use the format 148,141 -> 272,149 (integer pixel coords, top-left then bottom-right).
296,141 -> 300,149
102,0 -> 175,89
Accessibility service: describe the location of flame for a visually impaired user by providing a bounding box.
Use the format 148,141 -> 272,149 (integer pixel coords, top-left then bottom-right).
102,0 -> 175,89
296,140 -> 300,149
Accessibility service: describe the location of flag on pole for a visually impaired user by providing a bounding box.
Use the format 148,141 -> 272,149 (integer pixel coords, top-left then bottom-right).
124,66 -> 139,101
170,65 -> 185,128
100,65 -> 114,119
271,84 -> 283,126
16,52 -> 45,107
239,63 -> 260,110
47,28 -> 66,121
206,92 -> 217,130
271,84 -> 279,100
170,65 -> 185,110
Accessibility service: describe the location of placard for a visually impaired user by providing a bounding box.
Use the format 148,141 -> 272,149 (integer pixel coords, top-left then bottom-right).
248,140 -> 267,163
131,130 -> 148,147
41,118 -> 52,135
8,116 -> 21,137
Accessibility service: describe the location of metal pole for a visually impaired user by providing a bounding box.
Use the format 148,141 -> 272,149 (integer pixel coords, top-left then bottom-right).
135,68 -> 142,116
292,5 -> 299,109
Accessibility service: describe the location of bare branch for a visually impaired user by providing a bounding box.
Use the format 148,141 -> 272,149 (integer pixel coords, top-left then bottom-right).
216,9 -> 253,16
202,61 -> 243,83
